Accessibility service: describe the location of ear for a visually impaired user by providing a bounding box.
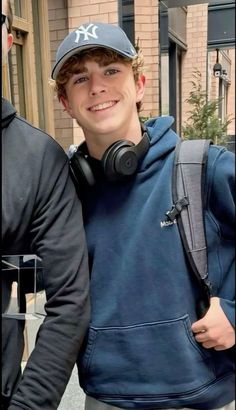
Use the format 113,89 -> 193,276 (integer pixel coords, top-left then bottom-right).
60,96 -> 74,118
7,33 -> 13,51
136,74 -> 145,103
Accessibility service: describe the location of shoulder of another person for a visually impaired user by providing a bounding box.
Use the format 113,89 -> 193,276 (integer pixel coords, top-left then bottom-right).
14,115 -> 67,159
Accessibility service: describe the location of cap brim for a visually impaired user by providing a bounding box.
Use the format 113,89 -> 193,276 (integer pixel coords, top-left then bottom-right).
52,44 -> 136,80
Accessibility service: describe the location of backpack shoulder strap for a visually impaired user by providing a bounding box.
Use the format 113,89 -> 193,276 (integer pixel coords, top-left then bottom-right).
167,139 -> 213,316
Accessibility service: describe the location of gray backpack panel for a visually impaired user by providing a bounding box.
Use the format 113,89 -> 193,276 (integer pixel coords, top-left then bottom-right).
167,139 -> 213,316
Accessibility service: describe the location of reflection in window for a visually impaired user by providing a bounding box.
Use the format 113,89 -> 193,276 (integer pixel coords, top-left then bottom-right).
119,0 -> 134,46
11,0 -> 23,18
32,0 -> 45,130
160,54 -> 169,116
176,50 -> 182,136
2,60 -> 12,100
8,42 -> 26,118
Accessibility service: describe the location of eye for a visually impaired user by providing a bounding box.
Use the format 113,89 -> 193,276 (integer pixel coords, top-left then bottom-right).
105,68 -> 120,76
73,75 -> 88,84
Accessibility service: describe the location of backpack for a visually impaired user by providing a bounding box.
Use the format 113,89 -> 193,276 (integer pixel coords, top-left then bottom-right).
166,139 -> 213,317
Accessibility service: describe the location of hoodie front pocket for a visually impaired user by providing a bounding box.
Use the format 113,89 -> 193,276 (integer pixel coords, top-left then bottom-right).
80,314 -> 215,397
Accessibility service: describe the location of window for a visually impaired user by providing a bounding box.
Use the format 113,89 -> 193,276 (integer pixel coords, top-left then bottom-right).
118,0 -> 135,46
159,3 -> 185,133
32,0 -> 45,130
12,0 -> 25,18
6,0 -> 37,123
160,54 -> 169,116
2,0 -> 54,135
169,41 -> 184,134
8,31 -> 26,118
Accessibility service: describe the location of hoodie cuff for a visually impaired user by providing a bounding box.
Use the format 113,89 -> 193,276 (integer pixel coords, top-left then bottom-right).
220,298 -> 235,329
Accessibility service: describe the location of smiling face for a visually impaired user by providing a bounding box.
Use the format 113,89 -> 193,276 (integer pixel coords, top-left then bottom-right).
60,51 -> 145,158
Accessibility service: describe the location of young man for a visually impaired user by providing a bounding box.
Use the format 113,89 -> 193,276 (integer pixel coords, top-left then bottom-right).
2,1 -> 90,409
52,22 -> 235,410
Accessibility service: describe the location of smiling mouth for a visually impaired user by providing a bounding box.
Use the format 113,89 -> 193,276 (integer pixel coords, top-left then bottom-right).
88,100 -> 118,112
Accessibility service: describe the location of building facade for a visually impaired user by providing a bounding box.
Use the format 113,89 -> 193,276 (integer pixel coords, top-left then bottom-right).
3,0 -> 235,151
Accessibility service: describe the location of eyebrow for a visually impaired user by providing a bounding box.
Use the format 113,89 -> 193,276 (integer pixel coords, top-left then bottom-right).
72,67 -> 88,75
71,61 -> 120,75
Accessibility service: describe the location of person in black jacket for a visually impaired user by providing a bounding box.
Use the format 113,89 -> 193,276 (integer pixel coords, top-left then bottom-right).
1,1 -> 90,408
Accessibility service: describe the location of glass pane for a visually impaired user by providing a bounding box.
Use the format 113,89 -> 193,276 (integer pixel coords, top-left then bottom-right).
160,54 -> 169,115
122,0 -> 134,15
10,0 -> 22,18
120,0 -> 135,45
1,64 -> 11,100
2,255 -> 45,320
8,41 -> 26,118
32,0 -> 45,130
176,51 -> 182,135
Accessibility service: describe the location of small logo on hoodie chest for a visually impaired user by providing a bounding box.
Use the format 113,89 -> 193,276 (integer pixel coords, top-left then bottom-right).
160,219 -> 177,228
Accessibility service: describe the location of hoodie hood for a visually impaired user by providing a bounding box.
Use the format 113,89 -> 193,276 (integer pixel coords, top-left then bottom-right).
2,98 -> 17,128
141,116 -> 179,168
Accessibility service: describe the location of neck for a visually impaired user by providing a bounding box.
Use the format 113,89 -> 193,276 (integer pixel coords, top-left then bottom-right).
84,118 -> 143,160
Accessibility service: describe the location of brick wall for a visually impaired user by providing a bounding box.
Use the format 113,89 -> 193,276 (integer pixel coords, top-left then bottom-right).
182,4 -> 208,127
48,0 -> 73,151
135,0 -> 159,118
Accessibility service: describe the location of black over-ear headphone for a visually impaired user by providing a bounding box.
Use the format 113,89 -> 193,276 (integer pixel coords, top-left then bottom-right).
69,123 -> 150,186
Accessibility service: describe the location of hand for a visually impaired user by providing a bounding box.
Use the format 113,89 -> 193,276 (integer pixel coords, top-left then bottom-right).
191,297 -> 235,351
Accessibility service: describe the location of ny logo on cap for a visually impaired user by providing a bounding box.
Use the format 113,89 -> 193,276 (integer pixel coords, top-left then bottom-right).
75,23 -> 98,43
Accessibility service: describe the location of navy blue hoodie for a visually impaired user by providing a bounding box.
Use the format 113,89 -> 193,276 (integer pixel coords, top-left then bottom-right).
78,116 -> 235,409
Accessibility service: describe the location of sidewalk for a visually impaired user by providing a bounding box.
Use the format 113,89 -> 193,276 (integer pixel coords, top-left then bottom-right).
23,291 -> 85,409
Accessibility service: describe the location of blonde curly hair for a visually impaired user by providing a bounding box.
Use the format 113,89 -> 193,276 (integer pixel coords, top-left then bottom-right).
51,47 -> 144,113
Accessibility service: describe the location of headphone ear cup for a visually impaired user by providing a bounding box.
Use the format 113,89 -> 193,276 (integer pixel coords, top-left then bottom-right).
102,140 -> 136,181
70,151 -> 96,186
114,146 -> 138,175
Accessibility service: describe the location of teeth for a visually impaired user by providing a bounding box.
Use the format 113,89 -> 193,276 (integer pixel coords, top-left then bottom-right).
90,101 -> 116,111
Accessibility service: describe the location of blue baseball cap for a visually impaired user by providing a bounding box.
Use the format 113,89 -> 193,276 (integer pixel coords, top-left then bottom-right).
51,22 -> 137,80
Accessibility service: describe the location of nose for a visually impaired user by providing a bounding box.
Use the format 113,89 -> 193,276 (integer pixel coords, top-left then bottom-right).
89,73 -> 106,96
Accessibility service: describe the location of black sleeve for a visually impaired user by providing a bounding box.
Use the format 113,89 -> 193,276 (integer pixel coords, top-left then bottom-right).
9,140 -> 90,410
2,278 -> 25,408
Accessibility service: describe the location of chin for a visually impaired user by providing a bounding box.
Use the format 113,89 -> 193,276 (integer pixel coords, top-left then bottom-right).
90,120 -> 122,135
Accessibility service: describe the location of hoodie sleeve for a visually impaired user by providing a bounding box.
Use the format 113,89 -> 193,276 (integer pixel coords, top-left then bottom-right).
206,146 -> 235,328
9,138 -> 90,410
